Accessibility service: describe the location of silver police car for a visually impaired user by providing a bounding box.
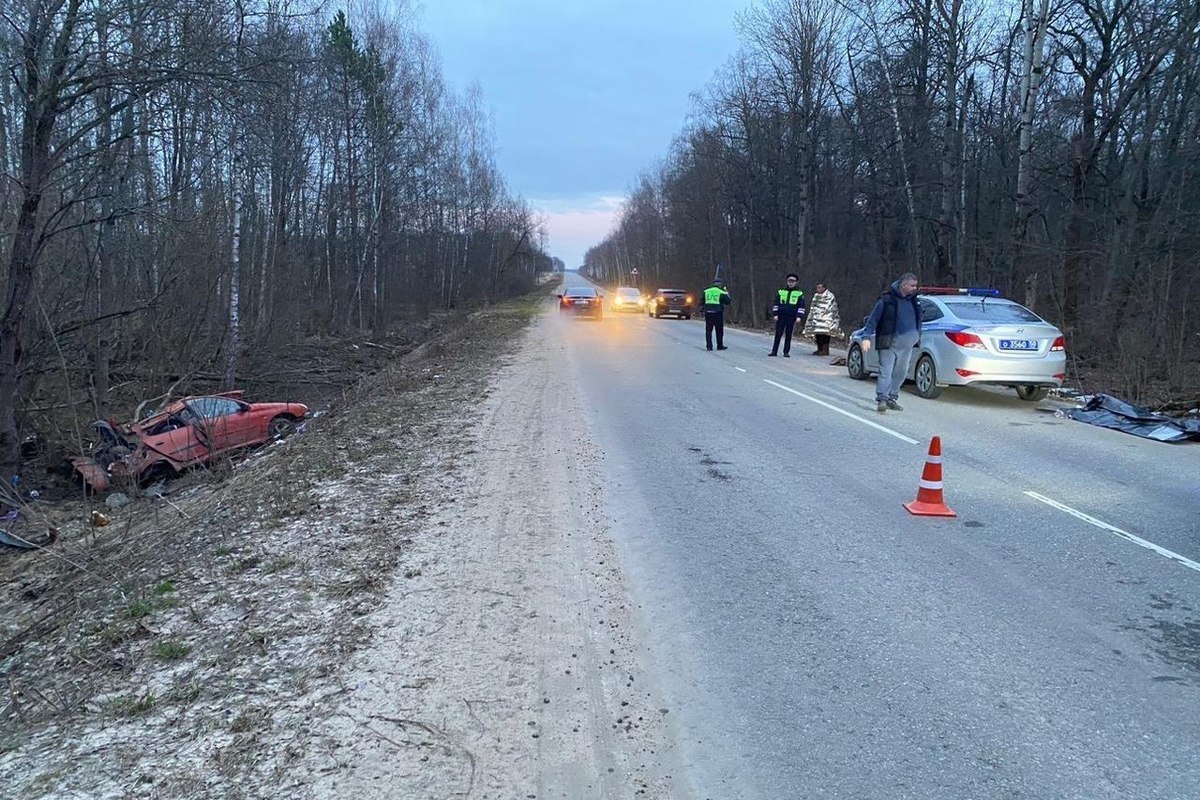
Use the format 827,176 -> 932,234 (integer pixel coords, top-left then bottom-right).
846,288 -> 1066,401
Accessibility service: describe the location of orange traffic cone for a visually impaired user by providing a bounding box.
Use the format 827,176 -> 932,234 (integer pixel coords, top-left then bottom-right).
904,436 -> 957,517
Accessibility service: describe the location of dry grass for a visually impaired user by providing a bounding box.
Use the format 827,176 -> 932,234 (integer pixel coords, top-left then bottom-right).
0,287 -> 553,797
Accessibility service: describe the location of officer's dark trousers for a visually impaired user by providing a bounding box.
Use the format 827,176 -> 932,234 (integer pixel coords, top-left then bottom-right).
705,312 -> 725,349
771,315 -> 798,355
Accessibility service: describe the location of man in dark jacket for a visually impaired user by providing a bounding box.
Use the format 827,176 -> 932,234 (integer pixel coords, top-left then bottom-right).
768,273 -> 806,357
702,280 -> 731,350
860,273 -> 921,412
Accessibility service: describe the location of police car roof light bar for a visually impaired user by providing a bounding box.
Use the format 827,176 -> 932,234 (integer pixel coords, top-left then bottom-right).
918,286 -> 1002,297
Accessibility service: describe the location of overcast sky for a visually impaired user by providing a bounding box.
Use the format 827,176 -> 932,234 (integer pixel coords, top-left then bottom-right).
417,0 -> 750,268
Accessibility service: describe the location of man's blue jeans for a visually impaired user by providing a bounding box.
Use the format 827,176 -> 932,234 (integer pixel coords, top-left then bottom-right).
876,345 -> 916,402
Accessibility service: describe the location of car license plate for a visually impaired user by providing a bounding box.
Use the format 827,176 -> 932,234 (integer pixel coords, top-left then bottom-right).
999,339 -> 1038,350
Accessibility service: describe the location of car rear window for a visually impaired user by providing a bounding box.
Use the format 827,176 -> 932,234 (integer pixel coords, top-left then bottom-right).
943,300 -> 1043,323
566,288 -> 597,297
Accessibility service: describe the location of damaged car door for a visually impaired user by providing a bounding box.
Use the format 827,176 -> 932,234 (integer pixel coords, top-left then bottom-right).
184,396 -> 252,453
139,406 -> 207,466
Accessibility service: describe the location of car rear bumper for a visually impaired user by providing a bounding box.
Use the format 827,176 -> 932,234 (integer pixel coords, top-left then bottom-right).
939,352 -> 1066,386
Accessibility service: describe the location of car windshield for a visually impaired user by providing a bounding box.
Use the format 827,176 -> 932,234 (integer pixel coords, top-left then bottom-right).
944,300 -> 1044,324
617,288 -> 640,297
658,290 -> 685,296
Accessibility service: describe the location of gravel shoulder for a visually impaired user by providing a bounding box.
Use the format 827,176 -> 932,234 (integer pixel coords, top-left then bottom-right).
296,309 -> 688,799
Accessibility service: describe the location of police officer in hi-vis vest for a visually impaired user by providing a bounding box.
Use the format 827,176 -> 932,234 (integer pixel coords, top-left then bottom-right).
768,273 -> 807,357
702,280 -> 731,350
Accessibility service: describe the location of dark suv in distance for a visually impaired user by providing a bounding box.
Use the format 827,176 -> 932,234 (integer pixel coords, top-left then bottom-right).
648,289 -> 694,319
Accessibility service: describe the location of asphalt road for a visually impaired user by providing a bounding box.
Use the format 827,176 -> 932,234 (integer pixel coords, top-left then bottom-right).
554,273 -> 1200,800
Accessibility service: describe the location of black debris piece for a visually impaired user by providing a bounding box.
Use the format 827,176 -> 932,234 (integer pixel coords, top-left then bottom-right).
1065,394 -> 1200,443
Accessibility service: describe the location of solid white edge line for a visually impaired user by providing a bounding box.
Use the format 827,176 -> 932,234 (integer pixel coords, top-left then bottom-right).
763,379 -> 919,444
1024,491 -> 1200,575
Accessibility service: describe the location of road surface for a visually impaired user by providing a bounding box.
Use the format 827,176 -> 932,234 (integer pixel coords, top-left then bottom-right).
555,272 -> 1200,799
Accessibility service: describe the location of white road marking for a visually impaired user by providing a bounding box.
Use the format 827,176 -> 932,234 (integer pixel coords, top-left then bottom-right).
1024,491 -> 1200,574
734,367 -> 747,373
763,379 -> 919,444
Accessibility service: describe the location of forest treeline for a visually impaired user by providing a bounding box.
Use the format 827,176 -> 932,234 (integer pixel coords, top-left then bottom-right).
584,0 -> 1200,403
0,0 -> 556,478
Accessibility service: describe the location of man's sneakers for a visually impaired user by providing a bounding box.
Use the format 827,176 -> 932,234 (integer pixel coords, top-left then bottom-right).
783,352 -> 791,358
768,351 -> 777,357
876,401 -> 888,413
717,345 -> 728,350
886,399 -> 903,411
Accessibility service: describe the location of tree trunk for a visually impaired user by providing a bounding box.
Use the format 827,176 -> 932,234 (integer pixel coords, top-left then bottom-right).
934,0 -> 964,286
1011,0 -> 1051,285
224,147 -> 243,390
0,0 -> 81,481
867,7 -> 923,273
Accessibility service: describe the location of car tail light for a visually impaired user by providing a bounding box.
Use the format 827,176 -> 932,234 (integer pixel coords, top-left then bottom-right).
1053,373 -> 1066,380
955,369 -> 980,377
945,331 -> 986,349
1051,336 -> 1065,352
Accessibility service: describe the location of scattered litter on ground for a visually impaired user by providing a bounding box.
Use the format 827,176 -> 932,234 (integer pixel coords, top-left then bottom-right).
0,509 -> 58,550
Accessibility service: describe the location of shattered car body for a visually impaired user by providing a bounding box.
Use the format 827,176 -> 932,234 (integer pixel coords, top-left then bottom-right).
71,391 -> 308,492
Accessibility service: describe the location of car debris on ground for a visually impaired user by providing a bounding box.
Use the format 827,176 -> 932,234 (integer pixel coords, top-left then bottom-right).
1063,393 -> 1200,443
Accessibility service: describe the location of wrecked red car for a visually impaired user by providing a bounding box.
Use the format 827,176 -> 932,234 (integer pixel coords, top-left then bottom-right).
71,392 -> 308,492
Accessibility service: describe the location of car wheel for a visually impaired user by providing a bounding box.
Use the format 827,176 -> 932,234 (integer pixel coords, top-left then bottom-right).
653,310 -> 661,319
683,314 -> 691,320
1016,385 -> 1049,402
913,355 -> 943,399
269,416 -> 298,439
847,344 -> 867,380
